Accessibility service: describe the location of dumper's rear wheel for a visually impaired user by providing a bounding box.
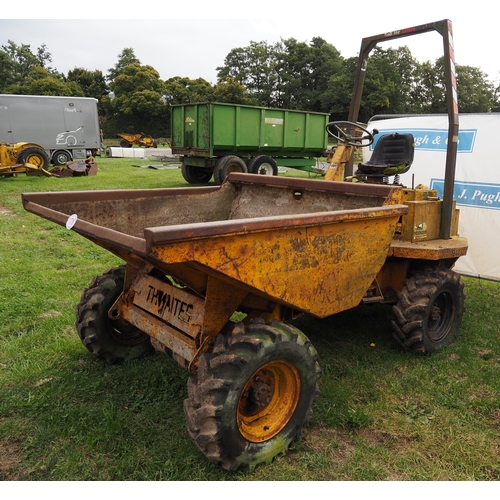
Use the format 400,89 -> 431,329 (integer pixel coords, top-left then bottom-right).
76,265 -> 154,363
392,267 -> 465,354
214,155 -> 248,185
184,319 -> 321,471
181,163 -> 213,184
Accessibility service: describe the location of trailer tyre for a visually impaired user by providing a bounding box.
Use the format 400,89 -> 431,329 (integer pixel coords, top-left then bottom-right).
214,155 -> 248,185
17,147 -> 50,170
391,267 -> 465,354
248,155 -> 278,176
181,163 -> 213,184
76,265 -> 154,363
184,319 -> 321,471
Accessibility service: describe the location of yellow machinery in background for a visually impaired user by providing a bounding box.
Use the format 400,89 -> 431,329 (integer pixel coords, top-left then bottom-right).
0,142 -> 51,177
117,133 -> 157,148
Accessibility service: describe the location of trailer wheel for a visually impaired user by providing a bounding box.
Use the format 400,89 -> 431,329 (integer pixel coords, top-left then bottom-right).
17,147 -> 50,170
391,267 -> 465,354
52,150 -> 72,166
214,155 -> 248,185
120,139 -> 132,148
76,265 -> 154,363
248,155 -> 278,176
181,163 -> 213,184
184,319 -> 321,471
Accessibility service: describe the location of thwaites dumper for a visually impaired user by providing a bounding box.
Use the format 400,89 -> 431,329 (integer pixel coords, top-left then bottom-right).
171,102 -> 330,184
22,19 -> 467,471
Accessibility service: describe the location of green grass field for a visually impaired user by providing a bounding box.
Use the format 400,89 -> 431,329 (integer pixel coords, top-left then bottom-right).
1,156 -> 500,481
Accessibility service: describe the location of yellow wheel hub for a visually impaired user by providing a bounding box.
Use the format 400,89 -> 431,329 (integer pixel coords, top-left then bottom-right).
237,360 -> 300,442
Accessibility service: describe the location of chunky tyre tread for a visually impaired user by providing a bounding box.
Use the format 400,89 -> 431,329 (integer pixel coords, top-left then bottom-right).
392,267 -> 465,354
184,320 -> 320,471
76,266 -> 153,363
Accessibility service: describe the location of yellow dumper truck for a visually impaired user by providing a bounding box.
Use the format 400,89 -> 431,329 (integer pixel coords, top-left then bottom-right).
22,19 -> 467,470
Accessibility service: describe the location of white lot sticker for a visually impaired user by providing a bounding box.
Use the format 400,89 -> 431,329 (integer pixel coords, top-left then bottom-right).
66,214 -> 78,230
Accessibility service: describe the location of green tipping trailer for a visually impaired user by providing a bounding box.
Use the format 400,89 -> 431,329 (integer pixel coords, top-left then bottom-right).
171,102 -> 330,185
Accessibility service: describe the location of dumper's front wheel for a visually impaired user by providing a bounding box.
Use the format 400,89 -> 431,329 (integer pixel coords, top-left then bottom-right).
392,267 -> 465,354
76,265 -> 154,363
184,319 -> 321,471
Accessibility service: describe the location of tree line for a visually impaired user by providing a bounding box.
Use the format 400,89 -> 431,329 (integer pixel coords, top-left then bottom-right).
1,38 -> 499,139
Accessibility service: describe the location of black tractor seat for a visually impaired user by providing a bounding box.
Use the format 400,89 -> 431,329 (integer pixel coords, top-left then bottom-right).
357,133 -> 415,178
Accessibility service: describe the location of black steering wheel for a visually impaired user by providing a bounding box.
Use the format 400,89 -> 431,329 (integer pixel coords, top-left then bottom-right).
326,121 -> 375,147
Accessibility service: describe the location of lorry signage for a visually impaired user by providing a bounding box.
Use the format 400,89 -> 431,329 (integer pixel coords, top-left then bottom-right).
366,113 -> 500,280
370,127 -> 476,152
431,179 -> 500,210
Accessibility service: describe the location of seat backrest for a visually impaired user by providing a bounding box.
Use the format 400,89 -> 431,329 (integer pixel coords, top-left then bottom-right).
359,133 -> 415,176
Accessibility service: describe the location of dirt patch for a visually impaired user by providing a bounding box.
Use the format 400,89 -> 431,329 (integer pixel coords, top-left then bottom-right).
356,426 -> 420,449
283,425 -> 356,478
0,437 -> 24,480
0,207 -> 14,216
38,310 -> 62,320
302,425 -> 355,459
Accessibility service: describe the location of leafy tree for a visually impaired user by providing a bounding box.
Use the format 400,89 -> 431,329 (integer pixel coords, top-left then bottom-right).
107,63 -> 167,136
164,76 -> 214,104
352,46 -> 422,121
0,40 -> 56,93
11,67 -> 84,96
273,38 -> 312,108
276,37 -> 344,112
411,60 -> 443,113
493,79 -> 500,112
411,58 -> 496,114
323,49 -> 498,120
322,56 -> 358,120
111,63 -> 163,95
107,48 -> 141,81
213,77 -> 253,104
456,65 -> 496,112
66,68 -> 109,100
217,38 -> 345,111
306,38 -> 345,111
2,40 -> 53,75
0,50 -> 15,93
217,41 -> 280,107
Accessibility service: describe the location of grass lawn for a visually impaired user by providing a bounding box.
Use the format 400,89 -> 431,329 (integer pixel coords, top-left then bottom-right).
1,155 -> 499,481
